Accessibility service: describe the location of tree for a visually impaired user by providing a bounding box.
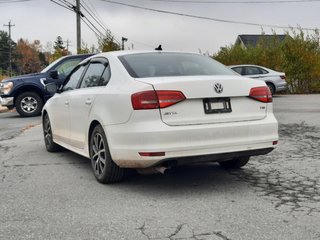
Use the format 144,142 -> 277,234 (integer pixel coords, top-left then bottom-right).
54,36 -> 65,51
99,35 -> 120,52
78,40 -> 98,54
52,36 -> 68,61
0,30 -> 16,76
213,30 -> 320,94
15,39 -> 43,74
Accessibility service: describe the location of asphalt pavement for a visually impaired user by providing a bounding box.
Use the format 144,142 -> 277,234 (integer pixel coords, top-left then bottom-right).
0,95 -> 320,240
0,110 -> 41,141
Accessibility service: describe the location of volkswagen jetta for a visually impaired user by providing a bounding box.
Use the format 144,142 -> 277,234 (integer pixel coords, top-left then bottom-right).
42,51 -> 278,183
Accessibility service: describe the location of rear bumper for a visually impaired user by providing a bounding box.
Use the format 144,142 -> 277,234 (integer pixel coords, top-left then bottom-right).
0,96 -> 14,107
105,114 -> 278,168
163,148 -> 274,166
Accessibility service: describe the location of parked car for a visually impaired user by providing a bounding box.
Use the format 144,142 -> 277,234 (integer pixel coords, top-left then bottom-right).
0,54 -> 93,117
229,64 -> 287,95
43,51 -> 278,183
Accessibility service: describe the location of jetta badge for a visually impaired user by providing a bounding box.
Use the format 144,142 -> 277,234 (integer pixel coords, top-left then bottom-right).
214,82 -> 223,94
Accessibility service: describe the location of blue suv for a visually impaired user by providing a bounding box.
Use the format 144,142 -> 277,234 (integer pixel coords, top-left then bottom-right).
0,54 -> 93,117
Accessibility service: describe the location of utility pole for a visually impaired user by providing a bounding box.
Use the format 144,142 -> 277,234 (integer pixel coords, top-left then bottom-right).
64,40 -> 71,55
3,21 -> 15,76
76,0 -> 81,53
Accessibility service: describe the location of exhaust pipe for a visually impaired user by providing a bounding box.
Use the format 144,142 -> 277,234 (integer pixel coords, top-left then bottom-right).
155,166 -> 167,174
137,166 -> 169,175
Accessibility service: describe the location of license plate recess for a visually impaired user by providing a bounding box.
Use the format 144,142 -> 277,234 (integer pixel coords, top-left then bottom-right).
203,98 -> 232,114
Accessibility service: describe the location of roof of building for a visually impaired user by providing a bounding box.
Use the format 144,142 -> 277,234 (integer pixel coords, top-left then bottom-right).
236,34 -> 288,48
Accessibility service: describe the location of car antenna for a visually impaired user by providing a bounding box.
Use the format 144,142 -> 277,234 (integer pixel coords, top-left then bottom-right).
155,45 -> 162,51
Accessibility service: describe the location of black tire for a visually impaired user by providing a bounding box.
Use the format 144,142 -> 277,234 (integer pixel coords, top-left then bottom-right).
90,125 -> 124,183
15,91 -> 43,117
43,114 -> 62,152
219,156 -> 250,169
266,83 -> 275,96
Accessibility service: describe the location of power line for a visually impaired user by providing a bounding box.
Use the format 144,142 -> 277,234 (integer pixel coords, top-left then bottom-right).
100,0 -> 317,30
50,0 -> 74,12
56,0 -> 73,9
149,0 -> 320,3
50,0 -> 121,49
87,0 -> 109,29
82,16 -> 105,38
81,18 -> 103,40
81,1 -> 108,32
80,2 -> 120,44
57,0 -> 73,8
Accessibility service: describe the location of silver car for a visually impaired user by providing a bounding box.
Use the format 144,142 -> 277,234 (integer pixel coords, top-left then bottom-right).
229,64 -> 287,95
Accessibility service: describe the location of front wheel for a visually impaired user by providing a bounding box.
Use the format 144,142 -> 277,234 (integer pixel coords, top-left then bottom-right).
43,114 -> 62,152
90,125 -> 124,183
15,91 -> 43,117
219,156 -> 250,169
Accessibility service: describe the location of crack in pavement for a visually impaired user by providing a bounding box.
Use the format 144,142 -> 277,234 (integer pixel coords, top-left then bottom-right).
228,123 -> 320,216
2,161 -> 88,168
168,223 -> 185,240
136,222 -> 232,240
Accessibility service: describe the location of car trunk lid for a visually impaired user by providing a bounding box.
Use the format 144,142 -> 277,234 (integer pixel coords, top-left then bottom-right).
136,75 -> 269,126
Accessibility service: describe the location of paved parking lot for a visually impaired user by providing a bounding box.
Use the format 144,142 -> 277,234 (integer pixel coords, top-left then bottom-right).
0,95 -> 319,240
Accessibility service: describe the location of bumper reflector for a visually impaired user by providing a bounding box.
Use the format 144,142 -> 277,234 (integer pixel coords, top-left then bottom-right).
139,152 -> 165,157
272,141 -> 278,145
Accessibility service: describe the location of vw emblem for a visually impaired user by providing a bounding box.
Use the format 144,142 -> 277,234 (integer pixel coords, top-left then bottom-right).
214,83 -> 223,94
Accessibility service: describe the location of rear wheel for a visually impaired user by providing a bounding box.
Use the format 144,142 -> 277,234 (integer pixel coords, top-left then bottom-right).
266,83 -> 275,96
15,91 -> 43,117
219,156 -> 250,169
90,125 -> 124,183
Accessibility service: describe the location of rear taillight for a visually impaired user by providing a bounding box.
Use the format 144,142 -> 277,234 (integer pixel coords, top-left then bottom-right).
280,75 -> 286,81
132,90 -> 186,110
249,86 -> 272,103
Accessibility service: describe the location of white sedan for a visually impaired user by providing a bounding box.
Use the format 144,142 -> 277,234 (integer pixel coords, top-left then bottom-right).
229,64 -> 287,95
42,51 -> 278,183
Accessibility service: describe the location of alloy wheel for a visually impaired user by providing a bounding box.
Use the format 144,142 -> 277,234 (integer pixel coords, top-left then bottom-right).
92,133 -> 106,176
43,116 -> 52,146
21,96 -> 38,113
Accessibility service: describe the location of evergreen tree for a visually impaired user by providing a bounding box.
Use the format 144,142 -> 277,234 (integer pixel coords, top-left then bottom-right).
0,30 -> 16,76
52,36 -> 67,61
54,36 -> 65,51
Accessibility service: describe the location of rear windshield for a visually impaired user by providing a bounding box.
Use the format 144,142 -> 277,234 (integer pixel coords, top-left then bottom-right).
119,53 -> 236,78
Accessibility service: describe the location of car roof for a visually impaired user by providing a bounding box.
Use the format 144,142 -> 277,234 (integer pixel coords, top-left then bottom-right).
79,50 -> 203,65
229,64 -> 262,68
62,53 -> 94,59
94,50 -> 201,58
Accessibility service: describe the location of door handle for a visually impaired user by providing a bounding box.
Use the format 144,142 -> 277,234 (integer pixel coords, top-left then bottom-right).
85,99 -> 92,105
65,100 -> 69,106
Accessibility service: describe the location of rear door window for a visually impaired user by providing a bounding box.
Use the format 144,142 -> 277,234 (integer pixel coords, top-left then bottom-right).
258,67 -> 269,74
244,66 -> 261,75
231,67 -> 243,75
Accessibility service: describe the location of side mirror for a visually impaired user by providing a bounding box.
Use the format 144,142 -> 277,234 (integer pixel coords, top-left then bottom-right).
45,83 -> 59,94
49,70 -> 59,79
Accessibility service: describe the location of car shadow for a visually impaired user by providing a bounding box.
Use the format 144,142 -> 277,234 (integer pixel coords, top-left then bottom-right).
63,150 -> 246,195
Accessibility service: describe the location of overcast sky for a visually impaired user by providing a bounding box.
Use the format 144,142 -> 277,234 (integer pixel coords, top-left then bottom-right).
0,0 -> 319,55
